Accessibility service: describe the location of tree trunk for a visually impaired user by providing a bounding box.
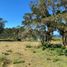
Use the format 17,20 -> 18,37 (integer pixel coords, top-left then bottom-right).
62,32 -> 67,46
40,32 -> 45,45
45,31 -> 52,43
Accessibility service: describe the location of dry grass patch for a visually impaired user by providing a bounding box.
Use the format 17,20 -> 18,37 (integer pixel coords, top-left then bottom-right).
0,41 -> 67,67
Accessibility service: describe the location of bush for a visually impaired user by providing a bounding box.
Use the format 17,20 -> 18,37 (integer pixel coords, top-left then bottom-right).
6,49 -> 12,53
64,49 -> 67,56
53,58 -> 60,62
26,45 -> 32,48
42,43 -> 52,50
33,51 -> 36,53
42,43 -> 65,50
42,43 -> 67,56
2,52 -> 10,55
13,59 -> 25,64
52,44 -> 62,48
42,46 -> 46,50
44,43 -> 52,48
47,58 -> 51,61
56,48 -> 64,56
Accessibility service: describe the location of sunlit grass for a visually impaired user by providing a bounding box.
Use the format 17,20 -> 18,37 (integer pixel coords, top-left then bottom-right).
0,41 -> 67,67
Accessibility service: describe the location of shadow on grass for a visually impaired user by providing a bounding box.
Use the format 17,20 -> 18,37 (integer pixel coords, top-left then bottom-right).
0,39 -> 21,42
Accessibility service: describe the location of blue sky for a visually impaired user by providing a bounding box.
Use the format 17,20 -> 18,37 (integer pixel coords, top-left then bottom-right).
0,0 -> 31,28
0,0 -> 64,28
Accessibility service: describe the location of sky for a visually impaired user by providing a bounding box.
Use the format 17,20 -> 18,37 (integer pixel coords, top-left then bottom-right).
0,0 -> 31,28
0,0 -> 64,28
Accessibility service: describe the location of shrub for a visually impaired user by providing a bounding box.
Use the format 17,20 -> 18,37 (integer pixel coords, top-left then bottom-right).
52,44 -> 62,48
2,52 -> 10,55
61,46 -> 66,49
26,45 -> 32,48
33,51 -> 36,53
42,43 -> 52,50
42,46 -> 46,50
64,49 -> 67,56
13,59 -> 25,64
42,43 -> 65,50
42,43 -> 67,56
43,43 -> 52,48
6,49 -> 12,53
28,63 -> 31,66
47,58 -> 51,61
55,48 -> 64,56
53,58 -> 60,62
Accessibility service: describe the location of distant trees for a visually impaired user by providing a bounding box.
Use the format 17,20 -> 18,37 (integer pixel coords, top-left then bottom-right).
0,25 -> 25,41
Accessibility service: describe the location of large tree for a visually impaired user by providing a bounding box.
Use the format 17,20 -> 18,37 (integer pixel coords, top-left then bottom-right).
23,0 -> 67,45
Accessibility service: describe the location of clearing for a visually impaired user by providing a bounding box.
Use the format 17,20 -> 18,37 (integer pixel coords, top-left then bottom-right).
0,41 -> 67,67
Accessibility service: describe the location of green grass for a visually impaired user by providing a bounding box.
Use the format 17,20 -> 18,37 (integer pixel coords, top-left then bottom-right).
0,53 -> 6,62
27,44 -> 67,67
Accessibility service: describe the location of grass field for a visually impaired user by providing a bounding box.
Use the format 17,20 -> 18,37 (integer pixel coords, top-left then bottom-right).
0,41 -> 67,67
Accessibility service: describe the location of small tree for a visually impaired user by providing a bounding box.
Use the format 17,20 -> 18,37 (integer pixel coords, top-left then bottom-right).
0,18 -> 5,34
